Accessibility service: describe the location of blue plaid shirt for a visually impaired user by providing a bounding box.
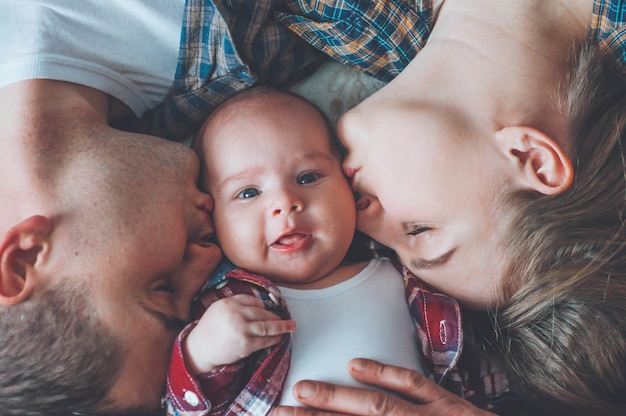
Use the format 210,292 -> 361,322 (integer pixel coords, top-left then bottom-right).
143,0 -> 624,141
137,0 -> 322,141
276,0 -> 625,80
150,0 -> 624,141
278,0 -> 432,82
592,0 -> 626,63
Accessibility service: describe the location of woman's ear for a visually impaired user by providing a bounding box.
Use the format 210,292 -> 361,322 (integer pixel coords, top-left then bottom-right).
0,215 -> 53,305
495,126 -> 574,195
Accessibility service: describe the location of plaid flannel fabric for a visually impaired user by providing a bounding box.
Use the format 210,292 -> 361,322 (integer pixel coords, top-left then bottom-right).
277,0 -> 626,84
163,260 -> 480,415
164,269 -> 292,416
137,0 -> 321,141
591,0 -> 626,63
276,0 -> 433,82
139,0 -> 624,141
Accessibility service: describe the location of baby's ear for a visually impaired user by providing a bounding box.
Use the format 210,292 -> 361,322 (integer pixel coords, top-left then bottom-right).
0,215 -> 53,305
495,126 -> 573,195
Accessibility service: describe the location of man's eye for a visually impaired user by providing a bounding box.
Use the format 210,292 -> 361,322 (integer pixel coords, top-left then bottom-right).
155,281 -> 176,294
407,225 -> 431,236
237,188 -> 261,199
297,173 -> 319,185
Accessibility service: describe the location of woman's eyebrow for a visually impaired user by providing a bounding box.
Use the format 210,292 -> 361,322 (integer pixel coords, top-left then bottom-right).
410,248 -> 456,270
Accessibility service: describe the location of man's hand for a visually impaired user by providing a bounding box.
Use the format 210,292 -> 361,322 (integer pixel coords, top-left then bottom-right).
185,294 -> 295,373
273,358 -> 493,416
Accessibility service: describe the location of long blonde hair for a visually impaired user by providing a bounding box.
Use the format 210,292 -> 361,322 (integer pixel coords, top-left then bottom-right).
495,43 -> 626,415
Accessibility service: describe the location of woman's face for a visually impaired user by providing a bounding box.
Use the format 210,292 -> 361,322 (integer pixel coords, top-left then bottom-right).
338,98 -> 513,308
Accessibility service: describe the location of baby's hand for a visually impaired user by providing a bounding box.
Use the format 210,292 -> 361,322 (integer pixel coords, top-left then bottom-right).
184,294 -> 295,374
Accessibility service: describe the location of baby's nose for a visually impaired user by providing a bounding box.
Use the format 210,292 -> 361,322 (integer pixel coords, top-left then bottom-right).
271,192 -> 303,216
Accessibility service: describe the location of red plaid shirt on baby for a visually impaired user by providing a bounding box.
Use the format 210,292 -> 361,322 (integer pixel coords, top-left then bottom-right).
162,263 -> 509,415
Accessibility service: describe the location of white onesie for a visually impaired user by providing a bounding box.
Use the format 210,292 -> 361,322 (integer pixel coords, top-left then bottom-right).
278,258 -> 423,406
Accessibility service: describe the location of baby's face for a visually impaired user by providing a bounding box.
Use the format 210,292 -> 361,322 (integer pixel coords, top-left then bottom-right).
199,95 -> 356,288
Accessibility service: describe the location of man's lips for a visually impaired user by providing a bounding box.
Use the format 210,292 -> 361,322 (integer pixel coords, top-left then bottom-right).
271,232 -> 311,252
355,193 -> 370,211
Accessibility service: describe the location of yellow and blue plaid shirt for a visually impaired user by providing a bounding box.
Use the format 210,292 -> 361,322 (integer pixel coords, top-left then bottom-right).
277,0 -> 626,79
278,0 -> 432,82
592,0 -> 626,62
149,0 -> 625,141
150,0 -> 626,140
138,0 -> 323,141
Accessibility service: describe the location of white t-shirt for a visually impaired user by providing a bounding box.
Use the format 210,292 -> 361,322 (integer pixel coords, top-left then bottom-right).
0,0 -> 185,117
278,258 -> 423,407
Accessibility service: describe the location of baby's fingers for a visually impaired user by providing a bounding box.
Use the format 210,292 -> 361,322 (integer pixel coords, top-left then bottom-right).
236,319 -> 295,356
249,318 -> 296,338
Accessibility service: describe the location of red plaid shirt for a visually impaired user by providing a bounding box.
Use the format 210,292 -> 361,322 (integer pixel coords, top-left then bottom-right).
163,261 -> 510,415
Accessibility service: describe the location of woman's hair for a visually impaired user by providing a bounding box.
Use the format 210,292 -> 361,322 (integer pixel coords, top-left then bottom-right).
493,43 -> 626,415
0,279 -> 126,415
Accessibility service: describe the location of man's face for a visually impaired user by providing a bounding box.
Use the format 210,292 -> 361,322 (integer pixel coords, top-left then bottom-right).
59,132 -> 222,408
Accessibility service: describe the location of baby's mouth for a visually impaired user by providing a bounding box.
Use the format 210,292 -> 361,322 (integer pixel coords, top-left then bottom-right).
272,233 -> 311,251
276,233 -> 304,245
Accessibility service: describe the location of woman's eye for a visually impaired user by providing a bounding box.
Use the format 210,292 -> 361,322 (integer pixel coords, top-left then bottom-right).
237,188 -> 261,199
297,172 -> 319,185
407,225 -> 431,236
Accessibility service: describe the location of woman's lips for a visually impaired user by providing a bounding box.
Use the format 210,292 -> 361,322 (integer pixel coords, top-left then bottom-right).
342,166 -> 358,179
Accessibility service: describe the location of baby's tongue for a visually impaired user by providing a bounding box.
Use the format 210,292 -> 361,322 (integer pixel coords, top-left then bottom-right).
277,233 -> 304,245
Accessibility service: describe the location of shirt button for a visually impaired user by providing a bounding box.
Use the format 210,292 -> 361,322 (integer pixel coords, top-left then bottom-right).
268,292 -> 279,305
215,279 -> 229,290
184,391 -> 200,407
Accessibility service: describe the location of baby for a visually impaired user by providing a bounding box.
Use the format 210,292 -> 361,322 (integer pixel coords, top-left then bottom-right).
162,87 -> 440,415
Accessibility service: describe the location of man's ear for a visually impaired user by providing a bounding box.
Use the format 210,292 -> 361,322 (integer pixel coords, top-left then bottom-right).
0,215 -> 53,305
495,126 -> 574,195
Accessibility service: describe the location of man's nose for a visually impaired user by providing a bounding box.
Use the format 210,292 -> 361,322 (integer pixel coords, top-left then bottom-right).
195,191 -> 214,214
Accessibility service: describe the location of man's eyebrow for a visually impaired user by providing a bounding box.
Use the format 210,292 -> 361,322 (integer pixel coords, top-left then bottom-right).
410,248 -> 456,270
139,302 -> 186,333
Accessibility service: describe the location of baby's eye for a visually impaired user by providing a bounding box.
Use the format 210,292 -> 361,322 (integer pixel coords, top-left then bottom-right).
297,172 -> 320,185
237,188 -> 261,199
